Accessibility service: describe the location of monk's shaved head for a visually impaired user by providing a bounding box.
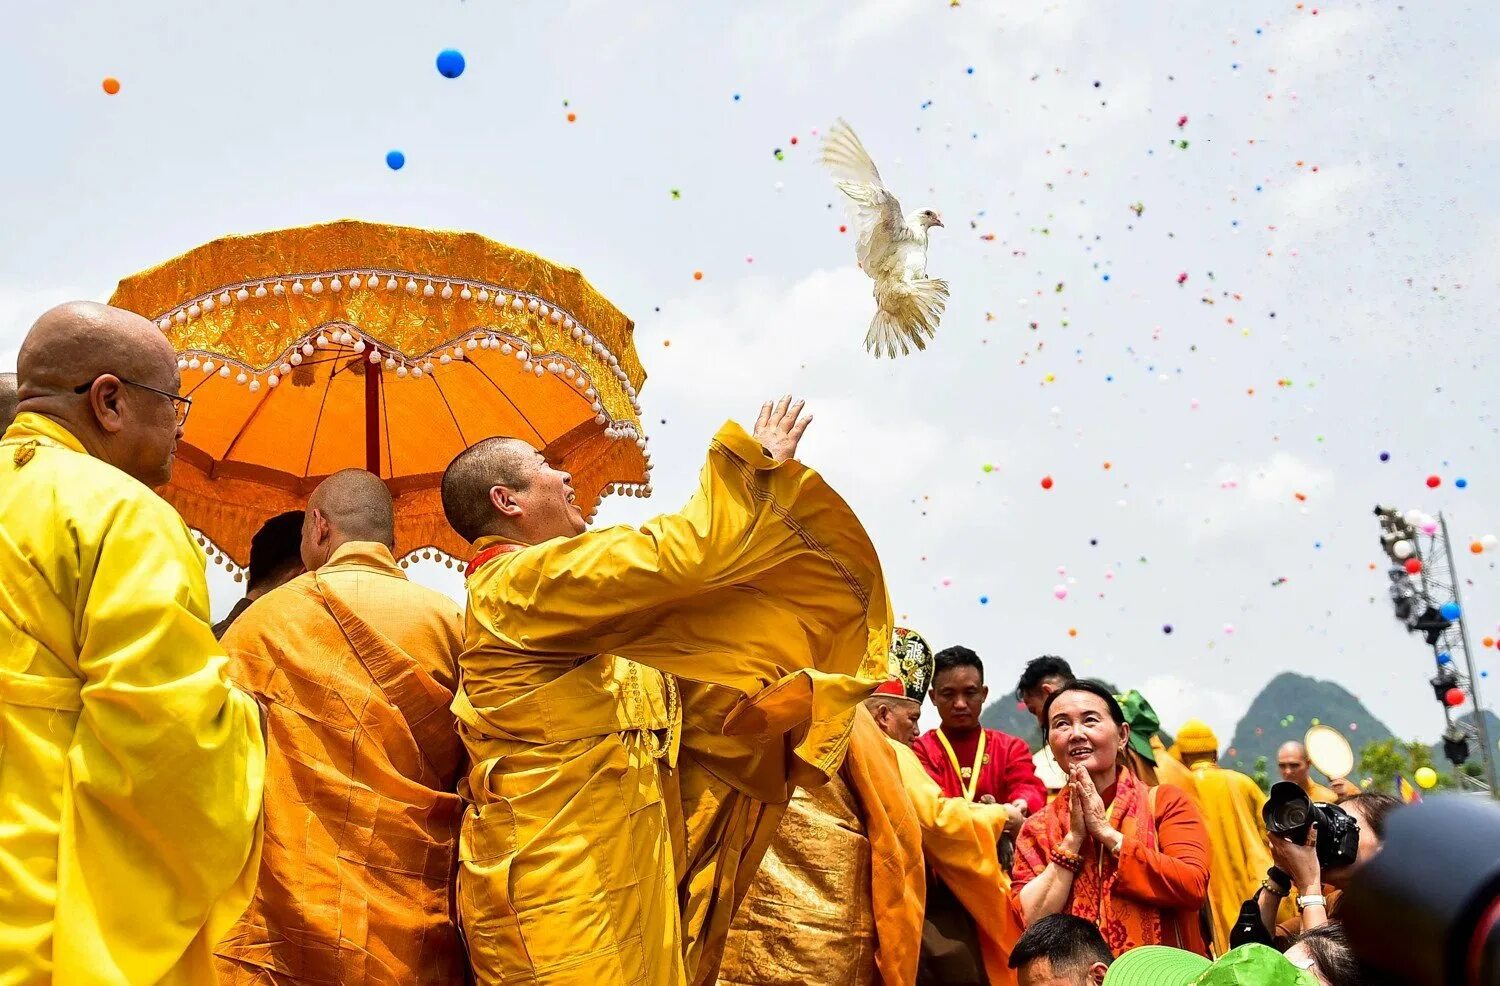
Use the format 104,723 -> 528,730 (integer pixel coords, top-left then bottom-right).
1278,739 -> 1315,786
18,302 -> 177,398
0,373 -> 16,433
310,469 -> 395,545
13,302 -> 183,486
1278,741 -> 1310,762
301,469 -> 396,570
441,437 -> 541,542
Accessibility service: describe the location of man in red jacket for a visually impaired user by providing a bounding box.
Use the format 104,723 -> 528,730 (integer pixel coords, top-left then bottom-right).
913,645 -> 1047,832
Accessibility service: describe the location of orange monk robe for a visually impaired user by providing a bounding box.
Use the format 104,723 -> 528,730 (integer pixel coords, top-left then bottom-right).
215,541 -> 467,985
1151,736 -> 1203,812
1187,761 -> 1272,956
454,422 -> 890,986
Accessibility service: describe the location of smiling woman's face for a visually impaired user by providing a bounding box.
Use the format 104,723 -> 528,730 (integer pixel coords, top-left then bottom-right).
1047,690 -> 1127,778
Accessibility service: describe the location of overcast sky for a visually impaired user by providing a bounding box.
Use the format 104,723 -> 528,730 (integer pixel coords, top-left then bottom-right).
3,0 -> 1496,742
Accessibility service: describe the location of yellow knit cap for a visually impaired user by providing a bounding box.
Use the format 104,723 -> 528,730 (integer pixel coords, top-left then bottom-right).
1175,718 -> 1219,756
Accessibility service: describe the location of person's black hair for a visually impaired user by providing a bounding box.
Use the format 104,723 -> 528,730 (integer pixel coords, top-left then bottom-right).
247,511 -> 305,589
1016,655 -> 1075,700
933,645 -> 984,682
1336,791 -> 1402,839
1290,922 -> 1364,986
1007,913 -> 1112,971
1040,679 -> 1125,734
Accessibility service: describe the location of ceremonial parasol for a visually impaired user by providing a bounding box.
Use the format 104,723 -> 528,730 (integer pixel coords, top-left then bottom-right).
109,220 -> 651,573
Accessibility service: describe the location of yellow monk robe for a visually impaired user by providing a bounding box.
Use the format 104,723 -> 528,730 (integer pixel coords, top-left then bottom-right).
214,541 -> 467,985
718,708 -> 923,986
1187,761 -> 1271,955
454,421 -> 890,986
1151,736 -> 1203,812
0,412 -> 265,985
890,737 -> 1021,986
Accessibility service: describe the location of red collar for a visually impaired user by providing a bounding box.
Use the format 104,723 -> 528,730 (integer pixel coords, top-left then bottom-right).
465,543 -> 522,578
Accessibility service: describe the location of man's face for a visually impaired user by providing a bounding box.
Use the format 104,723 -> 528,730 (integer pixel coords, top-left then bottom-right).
507,449 -> 586,541
932,666 -> 987,731
1017,957 -> 1107,986
875,700 -> 922,745
115,368 -> 184,488
1278,749 -> 1312,786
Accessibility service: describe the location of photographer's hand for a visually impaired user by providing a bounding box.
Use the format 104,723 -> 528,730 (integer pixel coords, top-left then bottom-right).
1270,827 -> 1329,932
1269,828 -> 1322,893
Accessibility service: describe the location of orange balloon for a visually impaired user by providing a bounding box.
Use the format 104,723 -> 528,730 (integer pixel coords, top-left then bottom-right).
1484,637 -> 1495,649
1472,541 -> 1485,554
693,271 -> 704,281
102,77 -> 121,95
1068,628 -> 1078,637
566,112 -> 577,123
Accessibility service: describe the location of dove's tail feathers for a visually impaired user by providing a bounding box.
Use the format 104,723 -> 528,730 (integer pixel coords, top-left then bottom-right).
867,277 -> 949,358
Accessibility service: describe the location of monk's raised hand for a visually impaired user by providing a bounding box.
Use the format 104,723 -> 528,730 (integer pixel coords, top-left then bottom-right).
753,395 -> 813,463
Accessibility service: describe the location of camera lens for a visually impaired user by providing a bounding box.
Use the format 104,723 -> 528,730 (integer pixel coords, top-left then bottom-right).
1272,801 -> 1310,831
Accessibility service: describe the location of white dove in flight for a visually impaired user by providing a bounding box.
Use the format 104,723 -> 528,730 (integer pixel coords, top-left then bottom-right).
821,118 -> 948,358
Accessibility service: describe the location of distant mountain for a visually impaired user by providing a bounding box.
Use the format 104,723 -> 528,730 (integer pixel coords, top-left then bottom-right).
979,695 -> 1043,747
1221,672 -> 1396,775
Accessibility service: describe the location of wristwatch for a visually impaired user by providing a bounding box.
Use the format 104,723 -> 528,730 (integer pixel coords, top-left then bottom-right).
1296,893 -> 1327,912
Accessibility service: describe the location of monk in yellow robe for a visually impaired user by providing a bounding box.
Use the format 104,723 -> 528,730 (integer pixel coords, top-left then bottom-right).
441,396 -> 889,986
1174,719 -> 1272,956
215,469 -> 466,984
0,302 -> 265,984
1277,741 -> 1338,804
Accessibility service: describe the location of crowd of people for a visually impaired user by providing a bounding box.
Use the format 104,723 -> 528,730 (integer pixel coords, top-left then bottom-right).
0,301 -> 1431,984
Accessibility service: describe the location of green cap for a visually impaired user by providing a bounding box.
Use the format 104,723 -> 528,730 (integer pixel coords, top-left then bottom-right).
1103,945 -> 1318,986
1116,690 -> 1160,765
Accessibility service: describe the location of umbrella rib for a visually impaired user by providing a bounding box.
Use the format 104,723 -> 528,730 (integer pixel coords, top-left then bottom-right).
380,367 -> 394,479
469,360 -> 548,447
427,371 -> 471,449
301,357 -> 341,479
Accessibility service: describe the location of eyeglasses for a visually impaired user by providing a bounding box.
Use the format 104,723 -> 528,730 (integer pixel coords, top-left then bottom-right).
73,376 -> 193,427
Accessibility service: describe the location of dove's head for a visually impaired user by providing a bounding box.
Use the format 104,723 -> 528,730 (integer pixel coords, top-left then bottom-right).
906,207 -> 942,231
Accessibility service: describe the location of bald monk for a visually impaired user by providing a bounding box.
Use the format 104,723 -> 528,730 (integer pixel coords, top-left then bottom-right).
0,372 -> 17,432
215,469 -> 466,985
0,302 -> 265,984
1277,741 -> 1338,805
443,396 -> 889,985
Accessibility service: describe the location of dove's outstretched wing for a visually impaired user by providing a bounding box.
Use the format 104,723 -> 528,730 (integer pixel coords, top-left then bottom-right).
823,119 -> 908,271
821,118 -> 884,185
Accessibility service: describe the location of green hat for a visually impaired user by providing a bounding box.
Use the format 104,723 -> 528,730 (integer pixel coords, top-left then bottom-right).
1103,945 -> 1318,986
1115,690 -> 1160,765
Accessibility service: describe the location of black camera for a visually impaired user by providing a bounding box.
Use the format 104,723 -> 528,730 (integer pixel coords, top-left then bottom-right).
1263,781 -> 1361,870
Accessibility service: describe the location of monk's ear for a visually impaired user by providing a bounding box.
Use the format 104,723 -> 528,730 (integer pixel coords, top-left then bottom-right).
488,483 -> 524,519
88,375 -> 128,435
1088,961 -> 1109,984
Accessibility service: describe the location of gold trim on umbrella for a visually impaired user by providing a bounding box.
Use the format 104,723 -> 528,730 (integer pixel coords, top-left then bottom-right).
109,220 -> 653,570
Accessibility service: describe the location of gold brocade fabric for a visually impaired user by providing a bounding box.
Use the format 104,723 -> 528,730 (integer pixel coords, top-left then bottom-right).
716,778 -> 877,986
214,542 -> 467,985
452,421 -> 891,986
0,414 -> 265,985
106,220 -> 648,568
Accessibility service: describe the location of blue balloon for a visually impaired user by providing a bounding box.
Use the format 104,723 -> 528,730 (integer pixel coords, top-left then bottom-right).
385,150 -> 406,170
1439,651 -> 1454,664
1441,602 -> 1462,621
436,48 -> 466,79
1456,477 -> 1469,488
979,595 -> 989,605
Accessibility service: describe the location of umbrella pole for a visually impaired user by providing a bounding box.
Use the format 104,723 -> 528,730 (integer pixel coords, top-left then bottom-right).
365,359 -> 382,475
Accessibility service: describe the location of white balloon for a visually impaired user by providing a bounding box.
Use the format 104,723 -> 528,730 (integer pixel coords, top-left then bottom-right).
1483,534 -> 1498,550
1404,509 -> 1424,526
1393,540 -> 1413,560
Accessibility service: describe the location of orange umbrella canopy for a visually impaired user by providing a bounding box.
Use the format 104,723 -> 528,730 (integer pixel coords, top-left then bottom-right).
109,220 -> 651,570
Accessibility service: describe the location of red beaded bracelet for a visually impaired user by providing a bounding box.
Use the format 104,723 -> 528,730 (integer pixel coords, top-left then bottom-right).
1050,846 -> 1083,873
